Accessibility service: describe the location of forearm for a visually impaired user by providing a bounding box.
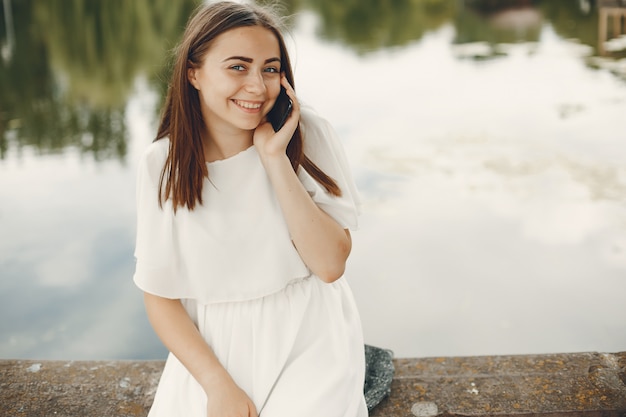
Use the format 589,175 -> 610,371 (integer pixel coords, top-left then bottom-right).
143,293 -> 231,392
260,153 -> 351,282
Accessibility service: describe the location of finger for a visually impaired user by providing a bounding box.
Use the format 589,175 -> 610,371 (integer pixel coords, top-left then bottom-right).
280,73 -> 294,92
280,75 -> 299,109
248,401 -> 259,417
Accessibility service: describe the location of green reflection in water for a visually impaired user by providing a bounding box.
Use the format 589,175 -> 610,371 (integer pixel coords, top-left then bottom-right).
0,0 -> 199,161
452,0 -> 600,60
539,0 -> 599,50
0,0 -> 622,161
308,0 -> 456,53
453,4 -> 543,48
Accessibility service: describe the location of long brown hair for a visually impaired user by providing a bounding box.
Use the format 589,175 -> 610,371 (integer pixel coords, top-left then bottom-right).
155,1 -> 341,211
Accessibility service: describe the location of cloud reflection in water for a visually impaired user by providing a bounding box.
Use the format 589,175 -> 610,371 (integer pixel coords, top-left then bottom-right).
293,14 -> 626,357
1,6 -> 625,360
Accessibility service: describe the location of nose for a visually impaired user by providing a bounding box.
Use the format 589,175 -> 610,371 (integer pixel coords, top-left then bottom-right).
244,70 -> 266,94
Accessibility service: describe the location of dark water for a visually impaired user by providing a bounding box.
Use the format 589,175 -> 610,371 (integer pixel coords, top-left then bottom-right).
1,0 -> 625,359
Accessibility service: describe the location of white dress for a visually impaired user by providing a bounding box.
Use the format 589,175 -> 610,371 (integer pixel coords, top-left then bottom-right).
133,108 -> 368,417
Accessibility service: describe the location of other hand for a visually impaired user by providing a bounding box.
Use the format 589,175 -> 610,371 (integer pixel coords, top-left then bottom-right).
205,375 -> 258,417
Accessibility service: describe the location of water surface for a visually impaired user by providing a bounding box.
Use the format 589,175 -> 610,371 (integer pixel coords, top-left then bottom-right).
1,0 -> 625,359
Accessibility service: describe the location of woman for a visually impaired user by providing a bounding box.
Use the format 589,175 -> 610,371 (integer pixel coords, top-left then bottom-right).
133,2 -> 367,416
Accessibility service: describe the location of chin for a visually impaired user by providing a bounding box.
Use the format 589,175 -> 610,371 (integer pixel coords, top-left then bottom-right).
239,118 -> 264,131
244,114 -> 271,130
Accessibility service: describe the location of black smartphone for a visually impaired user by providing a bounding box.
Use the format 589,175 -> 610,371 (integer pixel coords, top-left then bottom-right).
269,88 -> 293,132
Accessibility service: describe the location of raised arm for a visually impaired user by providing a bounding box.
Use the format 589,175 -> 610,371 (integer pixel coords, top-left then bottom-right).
253,76 -> 352,283
259,152 -> 351,282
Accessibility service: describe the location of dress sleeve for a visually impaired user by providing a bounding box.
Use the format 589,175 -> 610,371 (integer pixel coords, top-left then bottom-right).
133,141 -> 180,298
298,108 -> 362,230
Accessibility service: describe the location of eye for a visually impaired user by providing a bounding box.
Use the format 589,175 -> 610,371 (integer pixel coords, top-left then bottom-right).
230,64 -> 246,71
263,66 -> 280,73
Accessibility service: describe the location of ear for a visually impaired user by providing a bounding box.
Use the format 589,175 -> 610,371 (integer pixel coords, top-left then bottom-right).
187,66 -> 199,90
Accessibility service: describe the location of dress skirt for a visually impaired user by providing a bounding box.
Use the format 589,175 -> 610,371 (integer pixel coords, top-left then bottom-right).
148,276 -> 369,417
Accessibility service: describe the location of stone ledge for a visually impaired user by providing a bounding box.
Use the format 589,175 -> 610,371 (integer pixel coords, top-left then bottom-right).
375,351 -> 626,417
1,352 -> 625,417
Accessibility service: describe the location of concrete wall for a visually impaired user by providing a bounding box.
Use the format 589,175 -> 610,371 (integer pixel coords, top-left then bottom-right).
1,351 -> 625,416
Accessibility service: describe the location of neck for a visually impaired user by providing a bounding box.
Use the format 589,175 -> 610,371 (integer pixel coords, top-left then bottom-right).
202,125 -> 254,163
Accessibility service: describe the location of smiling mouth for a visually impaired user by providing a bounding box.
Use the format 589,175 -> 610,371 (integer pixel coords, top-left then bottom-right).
233,99 -> 262,110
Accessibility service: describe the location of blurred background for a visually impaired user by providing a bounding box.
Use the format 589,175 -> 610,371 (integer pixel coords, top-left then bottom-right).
0,0 -> 625,360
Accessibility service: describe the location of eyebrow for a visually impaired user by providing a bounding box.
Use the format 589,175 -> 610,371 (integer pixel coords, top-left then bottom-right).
223,56 -> 281,64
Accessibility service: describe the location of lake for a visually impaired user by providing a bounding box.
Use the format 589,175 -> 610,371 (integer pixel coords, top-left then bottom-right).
1,0 -> 625,360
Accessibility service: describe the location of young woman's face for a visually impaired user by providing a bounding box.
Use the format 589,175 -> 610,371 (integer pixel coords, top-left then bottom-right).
188,26 -> 282,135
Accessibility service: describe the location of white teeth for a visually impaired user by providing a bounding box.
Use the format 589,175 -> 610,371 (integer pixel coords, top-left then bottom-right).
235,100 -> 261,109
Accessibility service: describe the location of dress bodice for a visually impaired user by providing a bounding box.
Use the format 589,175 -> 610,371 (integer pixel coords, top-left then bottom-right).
133,108 -> 360,304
